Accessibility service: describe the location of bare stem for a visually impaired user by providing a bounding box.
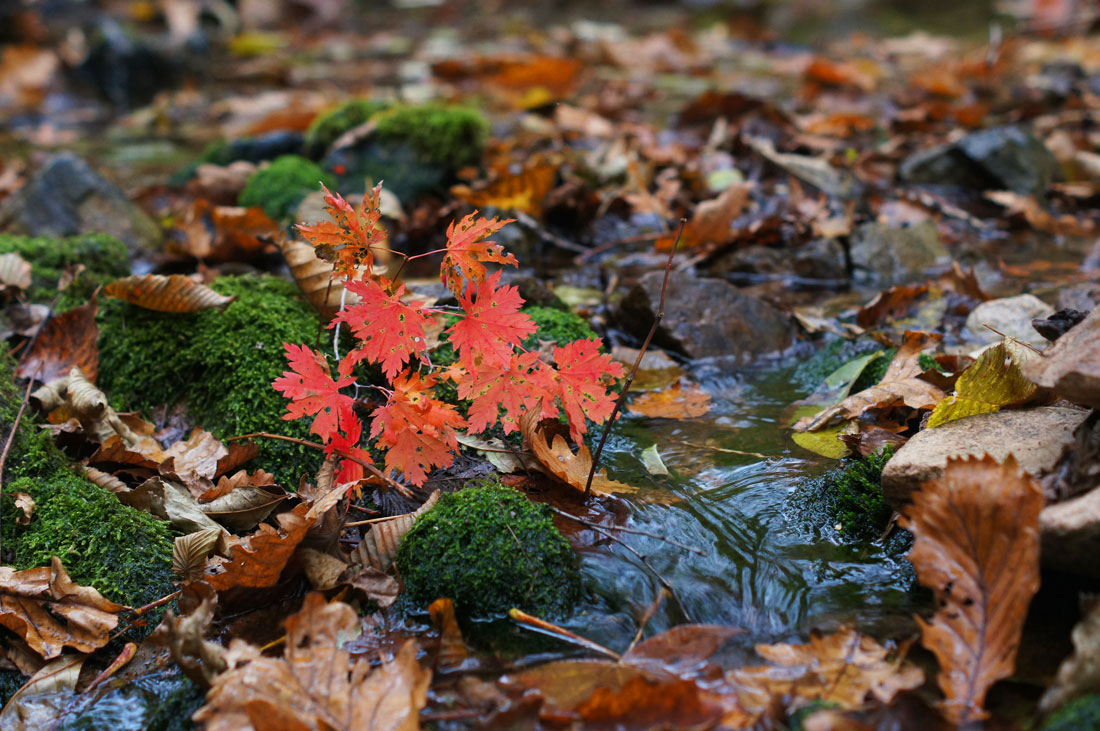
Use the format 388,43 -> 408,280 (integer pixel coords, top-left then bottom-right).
547,506 -> 705,555
0,377 -> 34,518
584,218 -> 685,498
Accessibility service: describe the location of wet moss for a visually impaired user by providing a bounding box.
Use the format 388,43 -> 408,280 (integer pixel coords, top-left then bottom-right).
396,479 -> 581,618
238,155 -> 334,220
833,446 -> 894,540
0,233 -> 130,308
1042,695 -> 1100,731
97,275 -> 323,486
790,337 -> 884,394
372,104 -> 488,171
304,98 -> 390,158
522,305 -> 597,349
852,348 -> 895,392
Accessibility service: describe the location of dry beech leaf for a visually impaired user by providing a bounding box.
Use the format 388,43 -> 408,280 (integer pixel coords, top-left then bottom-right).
16,298 -> 98,382
429,598 -> 469,672
200,468 -> 276,502
194,594 -> 430,731
629,384 -> 711,419
76,465 -> 130,494
656,182 -> 752,251
66,367 -> 106,419
173,529 -> 225,584
300,547 -> 349,591
278,237 -> 361,319
1040,596 -> 1100,714
0,654 -> 84,731
119,476 -> 223,534
520,409 -> 636,495
213,442 -> 261,481
161,428 -> 228,490
622,625 -> 741,676
104,274 -> 234,313
12,492 -> 35,525
797,331 -> 945,432
201,485 -> 287,532
150,595 -> 226,688
927,339 -> 1038,428
727,627 -> 923,720
899,455 -> 1043,726
353,491 -> 440,573
0,251 -> 32,292
0,557 -> 126,660
204,503 -> 314,591
576,675 -> 725,729
344,565 -> 400,608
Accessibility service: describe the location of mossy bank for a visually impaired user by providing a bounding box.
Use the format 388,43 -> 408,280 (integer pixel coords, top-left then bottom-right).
0,232 -> 130,309
97,274 -> 323,486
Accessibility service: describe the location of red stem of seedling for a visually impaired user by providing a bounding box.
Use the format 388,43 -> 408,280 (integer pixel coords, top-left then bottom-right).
583,219 -> 685,499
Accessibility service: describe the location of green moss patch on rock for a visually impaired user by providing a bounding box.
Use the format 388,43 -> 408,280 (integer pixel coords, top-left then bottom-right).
238,155 -> 334,220
1042,695 -> 1100,731
305,98 -> 390,158
522,305 -> 597,349
396,480 -> 581,618
787,446 -> 898,544
372,104 -> 487,171
0,232 -> 130,308
97,274 -> 323,486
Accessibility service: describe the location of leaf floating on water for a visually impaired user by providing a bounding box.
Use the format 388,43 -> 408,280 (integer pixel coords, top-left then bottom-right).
104,274 -> 234,312
899,455 -> 1043,726
640,444 -> 670,476
629,383 -> 711,419
926,339 -> 1038,428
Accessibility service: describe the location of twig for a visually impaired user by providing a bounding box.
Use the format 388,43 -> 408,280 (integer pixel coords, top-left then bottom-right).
227,432 -> 413,498
509,608 -> 621,660
980,323 -> 1045,355
130,589 -> 182,616
585,219 -> 685,498
547,505 -> 705,556
573,231 -> 665,264
0,377 -> 34,504
513,211 -> 589,254
626,589 -> 669,655
669,439 -> 770,460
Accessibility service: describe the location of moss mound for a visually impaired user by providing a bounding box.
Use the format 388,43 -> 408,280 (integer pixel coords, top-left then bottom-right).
832,446 -> 894,540
97,275 -> 323,486
396,480 -> 581,618
372,104 -> 487,170
0,233 -> 130,308
238,155 -> 334,220
305,98 -> 390,158
0,357 -> 174,609
1042,695 -> 1100,731
522,305 -> 597,349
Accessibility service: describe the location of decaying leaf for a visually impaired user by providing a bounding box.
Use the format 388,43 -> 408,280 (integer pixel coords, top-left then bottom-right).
300,547 -> 350,591
15,298 -> 98,383
0,251 -> 32,292
451,159 -> 556,217
520,408 -> 635,495
899,455 -> 1043,726
656,181 -> 751,250
0,655 -> 84,731
161,428 -> 229,491
629,384 -> 711,418
201,484 -> 287,532
194,593 -> 430,731
622,625 -> 741,676
150,594 -> 226,688
1040,596 -> 1100,715
173,528 -> 225,584
343,564 -> 400,608
278,237 -> 362,319
796,331 -> 945,431
353,491 -> 440,573
76,465 -> 130,494
11,492 -> 35,525
120,476 -> 224,534
204,503 -> 314,591
927,339 -> 1038,428
429,598 -> 470,672
104,274 -> 234,313
0,557 -> 126,660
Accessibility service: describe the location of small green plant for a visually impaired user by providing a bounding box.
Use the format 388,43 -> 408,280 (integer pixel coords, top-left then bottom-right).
396,480 -> 581,617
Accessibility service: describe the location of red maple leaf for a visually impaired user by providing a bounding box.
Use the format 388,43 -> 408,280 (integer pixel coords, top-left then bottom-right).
332,277 -> 435,379
272,343 -> 357,441
325,414 -> 372,485
439,212 -> 517,296
296,183 -> 387,278
447,271 -> 537,369
553,339 -> 625,442
457,351 -> 558,434
370,372 -> 466,486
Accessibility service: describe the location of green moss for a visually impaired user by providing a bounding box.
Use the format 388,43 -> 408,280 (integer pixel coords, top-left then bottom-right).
396,479 -> 581,618
0,233 -> 130,307
1042,695 -> 1100,731
372,104 -> 488,170
0,670 -> 24,707
238,155 -> 334,220
522,305 -> 597,349
97,275 -> 323,486
852,348 -> 895,392
791,337 -> 883,394
833,446 -> 895,540
305,98 -> 390,158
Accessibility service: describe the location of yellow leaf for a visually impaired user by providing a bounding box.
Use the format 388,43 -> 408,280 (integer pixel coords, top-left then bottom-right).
927,340 -> 1037,428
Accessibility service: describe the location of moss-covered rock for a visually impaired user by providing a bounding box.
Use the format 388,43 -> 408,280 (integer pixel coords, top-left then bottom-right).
97,275 -> 323,486
0,233 -> 130,308
396,480 -> 581,618
787,447 -> 897,544
522,305 -> 597,349
304,98 -> 390,158
238,155 -> 334,221
1042,695 -> 1100,731
0,356 -> 174,610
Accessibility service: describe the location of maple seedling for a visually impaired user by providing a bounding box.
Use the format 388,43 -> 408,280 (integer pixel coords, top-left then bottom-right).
273,183 -> 624,488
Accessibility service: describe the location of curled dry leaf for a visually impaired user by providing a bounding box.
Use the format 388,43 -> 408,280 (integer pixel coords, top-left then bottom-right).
120,476 -> 224,534
173,528 -> 225,584
194,593 -> 430,731
12,492 -> 35,525
353,491 -> 440,573
15,298 -> 98,383
104,274 -> 234,313
200,468 -> 276,502
201,484 -> 287,532
797,331 -> 945,432
343,565 -> 400,609
429,598 -> 469,672
0,251 -> 31,292
927,339 -> 1038,428
629,383 -> 712,419
171,196 -> 280,261
899,455 -> 1043,726
76,465 -> 130,494
204,503 -> 314,591
150,595 -> 226,688
520,409 -> 635,495
655,181 -> 752,251
0,557 -> 126,660
161,428 -> 229,491
278,237 -> 361,319
300,547 -> 350,592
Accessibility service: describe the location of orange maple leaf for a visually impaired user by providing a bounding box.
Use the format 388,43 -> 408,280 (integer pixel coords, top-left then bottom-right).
332,277 -> 434,379
554,339 -> 625,442
439,212 -> 517,296
296,183 -> 387,279
447,271 -> 537,369
370,372 -> 466,486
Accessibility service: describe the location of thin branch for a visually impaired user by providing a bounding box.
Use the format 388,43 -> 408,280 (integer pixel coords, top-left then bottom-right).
130,589 -> 182,616
227,432 -> 413,498
626,588 -> 669,655
509,608 -> 621,660
0,377 -> 34,496
670,439 -> 770,460
547,505 -> 705,556
585,218 -> 685,498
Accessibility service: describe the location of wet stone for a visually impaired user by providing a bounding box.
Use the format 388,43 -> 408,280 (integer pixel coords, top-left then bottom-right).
964,293 -> 1055,348
1024,305 -> 1100,409
848,221 -> 947,287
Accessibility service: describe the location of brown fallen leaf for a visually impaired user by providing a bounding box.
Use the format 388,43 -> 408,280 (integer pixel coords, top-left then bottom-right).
150,594 -> 227,688
622,624 -> 741,677
856,284 -> 929,329
520,408 -> 635,495
986,190 -> 1096,238
194,593 -> 430,731
0,654 -> 84,730
15,298 -> 98,382
278,237 -> 361,319
11,492 -> 35,525
629,383 -> 711,419
577,674 -> 725,729
352,491 -> 440,573
656,181 -> 752,251
899,455 -> 1043,726
429,598 -> 470,671
0,251 -> 31,292
170,198 -> 280,261
796,331 -> 945,432
173,528 -> 226,584
343,565 -> 400,608
104,274 -> 234,313
0,557 -> 126,660
204,503 -> 314,591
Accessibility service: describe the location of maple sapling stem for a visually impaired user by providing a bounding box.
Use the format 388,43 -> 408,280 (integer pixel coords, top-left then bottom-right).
583,218 -> 686,499
315,262 -> 337,352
